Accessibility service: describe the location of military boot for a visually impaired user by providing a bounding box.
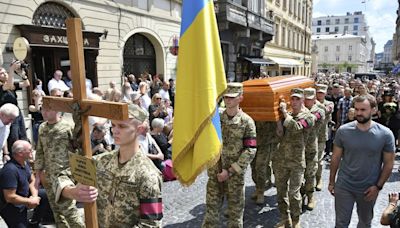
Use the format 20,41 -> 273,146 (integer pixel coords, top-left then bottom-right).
274,217 -> 292,228
315,176 -> 322,191
306,194 -> 316,211
292,216 -> 301,228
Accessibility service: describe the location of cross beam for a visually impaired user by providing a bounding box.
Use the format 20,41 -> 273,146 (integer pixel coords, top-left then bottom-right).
42,18 -> 128,228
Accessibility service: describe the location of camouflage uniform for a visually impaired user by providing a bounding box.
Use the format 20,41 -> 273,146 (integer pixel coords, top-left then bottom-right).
203,83 -> 257,228
95,149 -> 163,227
315,85 -> 334,189
272,88 -> 315,226
34,119 -> 85,228
53,103 -> 162,227
251,121 -> 279,201
303,89 -> 325,198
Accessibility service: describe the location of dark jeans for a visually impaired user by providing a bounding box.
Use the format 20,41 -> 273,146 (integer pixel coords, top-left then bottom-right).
32,121 -> 42,148
0,204 -> 28,228
30,188 -> 54,225
7,109 -> 27,155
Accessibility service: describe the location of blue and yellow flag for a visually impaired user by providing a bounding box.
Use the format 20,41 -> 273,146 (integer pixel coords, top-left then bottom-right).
172,0 -> 227,185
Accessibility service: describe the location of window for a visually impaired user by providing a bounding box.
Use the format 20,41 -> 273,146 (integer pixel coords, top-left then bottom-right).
336,46 -> 340,51
294,0 -> 297,17
283,0 -> 287,10
275,23 -> 280,45
324,46 -> 328,52
325,27 -> 330,32
317,20 -> 321,25
293,31 -> 296,49
289,0 -> 293,13
316,27 -> 321,33
353,32 -> 358,35
326,19 -> 330,25
353,25 -> 358,31
32,2 -> 75,28
349,45 -> 352,50
298,2 -> 301,19
281,26 -> 286,47
348,55 -> 352,61
345,18 -> 349,24
344,26 -> 348,33
335,27 -> 339,32
336,56 -> 340,62
249,0 -> 261,14
297,33 -> 300,50
335,18 -> 340,24
354,17 -> 359,23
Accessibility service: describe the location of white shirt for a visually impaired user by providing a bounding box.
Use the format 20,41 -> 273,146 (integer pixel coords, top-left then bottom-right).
48,78 -> 70,93
140,94 -> 151,111
138,134 -> 150,154
0,119 -> 10,150
159,89 -> 170,101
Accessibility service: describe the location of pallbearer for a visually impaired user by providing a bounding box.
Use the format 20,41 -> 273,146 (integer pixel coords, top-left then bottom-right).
202,83 -> 256,228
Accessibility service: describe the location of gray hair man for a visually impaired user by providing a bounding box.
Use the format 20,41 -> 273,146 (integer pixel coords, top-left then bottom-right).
0,103 -> 19,165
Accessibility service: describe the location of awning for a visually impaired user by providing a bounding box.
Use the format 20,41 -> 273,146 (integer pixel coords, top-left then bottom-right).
268,57 -> 302,67
243,57 -> 275,66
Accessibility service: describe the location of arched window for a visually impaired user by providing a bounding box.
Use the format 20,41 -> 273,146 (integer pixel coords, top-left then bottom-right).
32,2 -> 75,28
123,34 -> 156,76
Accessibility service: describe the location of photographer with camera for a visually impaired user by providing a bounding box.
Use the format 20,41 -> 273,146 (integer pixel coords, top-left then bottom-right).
381,192 -> 400,227
0,60 -> 30,157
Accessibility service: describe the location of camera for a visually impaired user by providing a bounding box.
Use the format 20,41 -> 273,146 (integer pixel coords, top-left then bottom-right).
20,61 -> 29,70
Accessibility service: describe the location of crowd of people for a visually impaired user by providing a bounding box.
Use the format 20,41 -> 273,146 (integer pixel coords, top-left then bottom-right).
0,62 -> 176,227
0,60 -> 399,227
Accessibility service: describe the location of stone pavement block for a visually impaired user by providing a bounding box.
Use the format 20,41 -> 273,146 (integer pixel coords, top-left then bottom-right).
0,157 -> 398,227
163,157 -> 400,228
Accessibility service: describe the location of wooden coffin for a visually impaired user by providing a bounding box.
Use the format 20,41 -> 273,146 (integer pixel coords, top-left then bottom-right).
241,75 -> 314,121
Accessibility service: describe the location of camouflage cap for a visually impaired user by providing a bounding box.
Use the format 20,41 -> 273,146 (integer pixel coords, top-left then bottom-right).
304,88 -> 316,99
128,104 -> 148,122
291,88 -> 304,98
315,84 -> 328,93
224,82 -> 243,97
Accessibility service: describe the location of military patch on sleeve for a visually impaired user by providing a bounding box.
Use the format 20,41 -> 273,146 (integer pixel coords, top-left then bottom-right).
140,198 -> 163,220
243,137 -> 257,148
297,119 -> 309,128
313,112 -> 322,120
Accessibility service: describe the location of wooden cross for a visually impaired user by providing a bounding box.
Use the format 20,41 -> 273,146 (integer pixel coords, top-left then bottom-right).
42,18 -> 129,228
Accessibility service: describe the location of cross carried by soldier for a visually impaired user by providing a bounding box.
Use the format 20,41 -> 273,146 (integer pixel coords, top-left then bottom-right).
42,18 -> 129,228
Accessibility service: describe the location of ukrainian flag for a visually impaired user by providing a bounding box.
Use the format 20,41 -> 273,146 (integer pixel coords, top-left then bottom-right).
172,0 -> 227,185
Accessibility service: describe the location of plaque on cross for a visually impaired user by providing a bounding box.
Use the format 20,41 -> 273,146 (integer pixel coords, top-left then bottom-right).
42,18 -> 128,228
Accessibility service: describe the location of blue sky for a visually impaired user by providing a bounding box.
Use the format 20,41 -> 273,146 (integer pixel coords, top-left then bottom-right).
312,0 -> 397,53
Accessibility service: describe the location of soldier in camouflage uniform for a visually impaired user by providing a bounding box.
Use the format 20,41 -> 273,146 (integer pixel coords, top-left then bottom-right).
272,88 -> 315,228
315,84 -> 334,191
251,121 -> 280,204
59,104 -> 163,227
302,88 -> 325,211
202,83 -> 257,228
34,106 -> 85,228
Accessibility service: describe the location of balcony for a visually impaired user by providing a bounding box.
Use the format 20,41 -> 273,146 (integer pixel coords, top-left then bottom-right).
214,0 -> 247,28
214,0 -> 274,37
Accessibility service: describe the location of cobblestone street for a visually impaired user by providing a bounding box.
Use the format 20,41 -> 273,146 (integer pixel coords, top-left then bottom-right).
0,155 -> 398,228
163,154 -> 400,228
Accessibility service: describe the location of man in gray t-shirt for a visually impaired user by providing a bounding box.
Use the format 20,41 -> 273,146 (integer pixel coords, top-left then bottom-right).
329,94 -> 395,228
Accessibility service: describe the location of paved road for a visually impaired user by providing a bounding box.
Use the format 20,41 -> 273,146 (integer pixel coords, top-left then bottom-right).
163,154 -> 400,228
0,154 -> 398,227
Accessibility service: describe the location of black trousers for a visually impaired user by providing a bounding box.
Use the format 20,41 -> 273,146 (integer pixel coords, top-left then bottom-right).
0,204 -> 28,228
